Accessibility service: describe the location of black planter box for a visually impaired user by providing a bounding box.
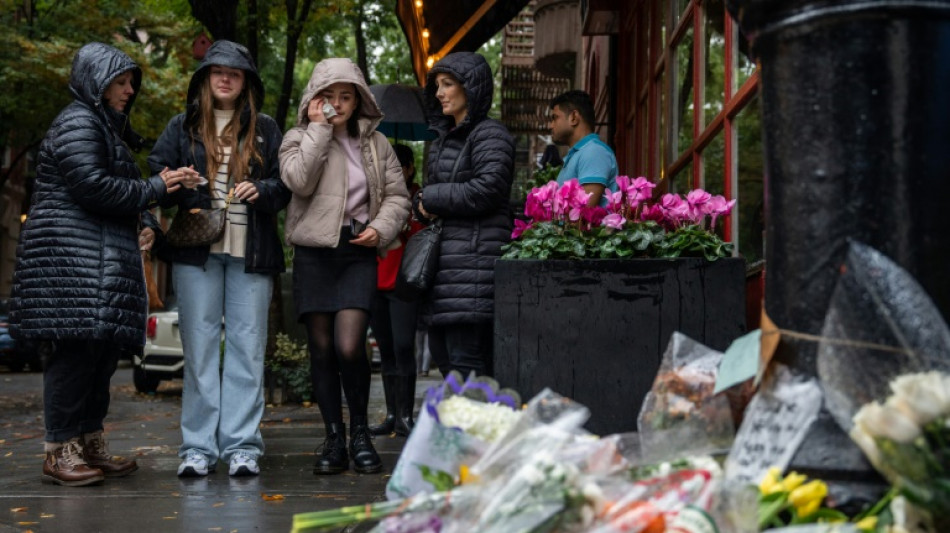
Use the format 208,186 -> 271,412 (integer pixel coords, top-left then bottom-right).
494,258 -> 747,436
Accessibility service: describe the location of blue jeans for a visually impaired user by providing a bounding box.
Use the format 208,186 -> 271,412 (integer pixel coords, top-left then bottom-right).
173,254 -> 272,463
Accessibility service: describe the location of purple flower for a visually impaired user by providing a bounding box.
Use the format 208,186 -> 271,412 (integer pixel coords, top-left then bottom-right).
602,213 -> 626,230
511,219 -> 532,240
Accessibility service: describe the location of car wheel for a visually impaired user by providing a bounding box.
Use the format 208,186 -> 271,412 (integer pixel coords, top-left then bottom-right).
133,365 -> 161,394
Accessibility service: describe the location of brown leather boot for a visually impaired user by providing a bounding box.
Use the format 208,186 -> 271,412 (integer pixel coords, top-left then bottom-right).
43,439 -> 105,486
81,431 -> 138,477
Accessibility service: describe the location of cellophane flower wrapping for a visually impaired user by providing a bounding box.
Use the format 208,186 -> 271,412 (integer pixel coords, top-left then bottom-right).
636,332 -> 738,464
386,372 -> 522,500
814,243 -> 950,530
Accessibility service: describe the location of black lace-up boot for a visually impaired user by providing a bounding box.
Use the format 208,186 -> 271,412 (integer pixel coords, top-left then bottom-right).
349,417 -> 382,473
313,423 -> 348,475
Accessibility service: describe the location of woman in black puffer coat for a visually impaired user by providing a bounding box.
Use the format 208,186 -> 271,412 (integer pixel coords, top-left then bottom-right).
414,52 -> 514,378
10,42 -> 183,486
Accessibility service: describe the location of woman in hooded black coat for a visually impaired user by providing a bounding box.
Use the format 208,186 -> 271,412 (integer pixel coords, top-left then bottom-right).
10,42 -> 183,486
414,52 -> 515,378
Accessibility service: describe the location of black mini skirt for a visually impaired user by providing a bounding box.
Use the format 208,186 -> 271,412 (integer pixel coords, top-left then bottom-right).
292,227 -> 377,318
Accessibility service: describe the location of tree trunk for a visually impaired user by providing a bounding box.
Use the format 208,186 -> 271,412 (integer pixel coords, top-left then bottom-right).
354,0 -> 371,84
275,0 -> 314,131
188,0 -> 239,41
247,0 -> 259,66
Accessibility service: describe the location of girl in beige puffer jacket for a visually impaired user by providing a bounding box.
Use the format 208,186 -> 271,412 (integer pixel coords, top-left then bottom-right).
279,58 -> 409,475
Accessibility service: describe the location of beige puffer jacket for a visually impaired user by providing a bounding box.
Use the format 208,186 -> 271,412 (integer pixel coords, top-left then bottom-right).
279,58 -> 409,251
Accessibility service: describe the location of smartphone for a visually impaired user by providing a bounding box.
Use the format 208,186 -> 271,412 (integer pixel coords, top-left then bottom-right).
350,219 -> 367,235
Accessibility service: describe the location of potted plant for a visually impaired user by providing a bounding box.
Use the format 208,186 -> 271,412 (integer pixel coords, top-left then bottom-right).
265,333 -> 311,406
494,177 -> 747,435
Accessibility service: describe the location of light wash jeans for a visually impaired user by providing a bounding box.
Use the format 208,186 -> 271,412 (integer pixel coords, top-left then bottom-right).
174,254 -> 272,464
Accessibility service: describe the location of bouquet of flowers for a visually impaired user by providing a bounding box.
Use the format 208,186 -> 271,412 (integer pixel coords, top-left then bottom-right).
848,371 -> 950,532
386,372 -> 522,500
502,177 -> 735,261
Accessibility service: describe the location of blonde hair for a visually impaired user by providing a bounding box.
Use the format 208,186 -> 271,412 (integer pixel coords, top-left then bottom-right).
194,74 -> 262,189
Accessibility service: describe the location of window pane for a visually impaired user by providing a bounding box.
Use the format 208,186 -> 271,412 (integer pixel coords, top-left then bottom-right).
659,0 -> 668,50
658,71 -> 667,181
703,0 -> 725,127
674,25 -> 694,156
735,96 -> 764,263
735,22 -> 755,89
669,161 -> 693,195
639,101 -> 649,174
702,129 -> 725,196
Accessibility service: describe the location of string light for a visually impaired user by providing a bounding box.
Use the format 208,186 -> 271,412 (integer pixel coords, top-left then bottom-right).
426,56 -> 435,68
415,0 -> 422,8
422,29 -> 430,39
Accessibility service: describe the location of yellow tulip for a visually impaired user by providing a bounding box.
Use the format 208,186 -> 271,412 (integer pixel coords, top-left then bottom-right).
780,471 -> 808,492
855,516 -> 878,531
788,479 -> 828,517
458,464 -> 479,485
759,467 -> 784,495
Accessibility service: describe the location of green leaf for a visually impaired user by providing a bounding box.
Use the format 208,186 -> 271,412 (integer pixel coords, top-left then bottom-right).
418,465 -> 455,492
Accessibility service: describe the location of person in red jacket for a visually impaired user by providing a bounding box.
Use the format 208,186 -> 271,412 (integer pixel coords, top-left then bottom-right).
370,144 -> 423,436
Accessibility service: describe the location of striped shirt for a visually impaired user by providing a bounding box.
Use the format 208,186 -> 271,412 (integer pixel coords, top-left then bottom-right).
209,108 -> 248,258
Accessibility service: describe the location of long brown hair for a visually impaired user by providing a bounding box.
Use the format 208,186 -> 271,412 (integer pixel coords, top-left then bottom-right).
195,74 -> 262,189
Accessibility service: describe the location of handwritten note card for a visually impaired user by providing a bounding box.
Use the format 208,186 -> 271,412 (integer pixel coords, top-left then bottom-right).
725,365 -> 822,484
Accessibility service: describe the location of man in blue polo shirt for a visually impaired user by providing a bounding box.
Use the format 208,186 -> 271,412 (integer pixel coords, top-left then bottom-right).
549,90 -> 618,207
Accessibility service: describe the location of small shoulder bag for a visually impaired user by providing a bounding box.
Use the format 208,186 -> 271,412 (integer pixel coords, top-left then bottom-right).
165,188 -> 233,248
395,136 -> 471,301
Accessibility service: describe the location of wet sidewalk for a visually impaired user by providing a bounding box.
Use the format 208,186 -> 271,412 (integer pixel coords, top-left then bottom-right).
0,363 -> 435,532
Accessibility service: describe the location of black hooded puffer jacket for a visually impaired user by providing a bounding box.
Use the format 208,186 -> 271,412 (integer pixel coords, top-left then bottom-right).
148,40 -> 291,273
420,52 -> 515,325
10,42 -> 168,343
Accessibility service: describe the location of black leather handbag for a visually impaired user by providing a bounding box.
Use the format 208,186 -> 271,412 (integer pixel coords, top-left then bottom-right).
165,189 -> 233,248
395,134 -> 472,301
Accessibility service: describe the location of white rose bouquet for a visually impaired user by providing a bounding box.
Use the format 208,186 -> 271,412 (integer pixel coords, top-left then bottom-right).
386,372 -> 522,500
849,371 -> 950,532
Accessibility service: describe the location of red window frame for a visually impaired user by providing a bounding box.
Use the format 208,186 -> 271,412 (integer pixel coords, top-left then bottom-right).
616,0 -> 760,245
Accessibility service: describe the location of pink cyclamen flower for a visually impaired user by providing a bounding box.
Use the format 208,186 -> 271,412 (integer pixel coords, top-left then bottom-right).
630,176 -> 657,203
511,219 -> 532,240
704,195 -> 736,231
660,193 -> 690,225
605,190 -> 624,213
602,213 -> 626,230
581,206 -> 607,227
685,189 -> 712,224
640,204 -> 665,223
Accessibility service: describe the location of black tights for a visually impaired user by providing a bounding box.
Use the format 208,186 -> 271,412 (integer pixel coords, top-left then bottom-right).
304,309 -> 371,426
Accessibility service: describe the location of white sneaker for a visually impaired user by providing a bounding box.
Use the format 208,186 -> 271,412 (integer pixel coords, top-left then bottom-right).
177,450 -> 213,477
228,451 -> 259,476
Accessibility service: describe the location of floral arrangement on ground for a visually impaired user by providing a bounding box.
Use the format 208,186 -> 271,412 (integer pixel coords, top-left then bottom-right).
502,177 -> 735,261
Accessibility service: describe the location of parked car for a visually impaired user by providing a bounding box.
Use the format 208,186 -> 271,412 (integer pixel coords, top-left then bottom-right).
132,302 -> 380,393
133,303 -> 190,393
0,299 -> 42,372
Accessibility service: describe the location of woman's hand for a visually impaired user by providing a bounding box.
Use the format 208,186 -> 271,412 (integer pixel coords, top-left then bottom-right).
417,199 -> 433,220
307,97 -> 327,124
349,227 -> 380,248
159,166 -> 187,193
233,181 -> 259,203
159,166 -> 202,192
138,227 -> 155,251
